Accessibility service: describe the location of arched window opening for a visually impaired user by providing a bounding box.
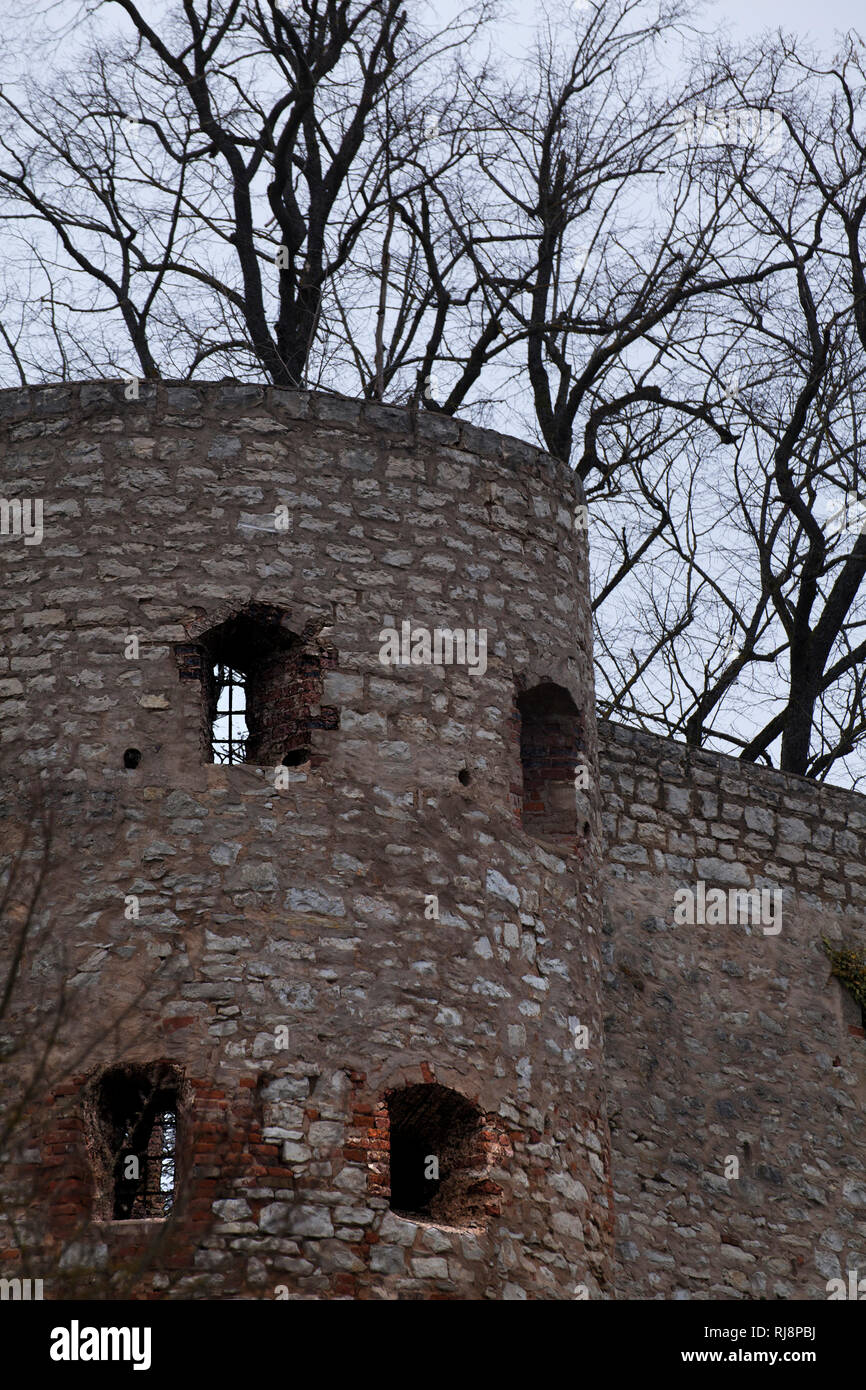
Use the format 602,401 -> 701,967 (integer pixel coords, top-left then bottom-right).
386,1083 -> 489,1228
175,604 -> 339,766
84,1063 -> 181,1221
516,682 -> 582,846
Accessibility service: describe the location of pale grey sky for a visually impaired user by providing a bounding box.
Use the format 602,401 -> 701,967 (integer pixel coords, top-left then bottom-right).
698,0 -> 859,42
432,0 -> 861,55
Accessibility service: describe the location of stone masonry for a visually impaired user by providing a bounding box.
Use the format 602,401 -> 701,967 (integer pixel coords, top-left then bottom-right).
2,381 -> 865,1301
0,381 -> 607,1300
599,721 -> 866,1300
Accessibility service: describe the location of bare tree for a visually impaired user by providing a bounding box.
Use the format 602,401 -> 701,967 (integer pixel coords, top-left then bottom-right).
4,4 -> 866,781
0,0 -> 493,387
591,33 -> 866,783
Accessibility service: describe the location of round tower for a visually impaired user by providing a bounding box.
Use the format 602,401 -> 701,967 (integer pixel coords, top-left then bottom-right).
0,381 -> 611,1300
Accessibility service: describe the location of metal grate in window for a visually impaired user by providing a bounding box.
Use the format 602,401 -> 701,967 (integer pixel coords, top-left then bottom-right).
113,1100 -> 177,1220
211,663 -> 248,764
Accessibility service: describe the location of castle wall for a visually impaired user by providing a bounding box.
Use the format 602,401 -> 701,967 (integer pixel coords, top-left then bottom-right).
0,382 -> 609,1300
5,379 -> 863,1303
598,720 -> 866,1299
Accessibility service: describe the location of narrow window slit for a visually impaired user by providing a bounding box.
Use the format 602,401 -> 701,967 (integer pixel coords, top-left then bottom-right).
211,664 -> 247,764
516,681 -> 584,847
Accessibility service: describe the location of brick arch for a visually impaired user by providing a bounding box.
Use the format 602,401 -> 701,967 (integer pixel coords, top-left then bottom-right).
347,1072 -> 508,1232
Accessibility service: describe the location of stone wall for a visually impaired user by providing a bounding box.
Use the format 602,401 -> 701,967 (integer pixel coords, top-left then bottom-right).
598,720 -> 866,1300
6,378 -> 862,1303
0,381 -> 609,1300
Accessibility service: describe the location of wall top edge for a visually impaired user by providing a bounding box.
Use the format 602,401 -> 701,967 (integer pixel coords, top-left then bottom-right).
0,380 -> 584,499
598,717 -> 866,814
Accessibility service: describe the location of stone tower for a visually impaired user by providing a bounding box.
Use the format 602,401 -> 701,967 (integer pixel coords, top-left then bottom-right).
0,381 -> 611,1300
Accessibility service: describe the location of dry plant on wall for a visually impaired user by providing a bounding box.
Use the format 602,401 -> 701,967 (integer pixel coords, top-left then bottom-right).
822,938 -> 866,1023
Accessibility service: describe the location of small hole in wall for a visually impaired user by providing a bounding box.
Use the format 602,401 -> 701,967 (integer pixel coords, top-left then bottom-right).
458,769 -> 471,786
282,748 -> 310,767
583,820 -> 590,835
123,748 -> 142,769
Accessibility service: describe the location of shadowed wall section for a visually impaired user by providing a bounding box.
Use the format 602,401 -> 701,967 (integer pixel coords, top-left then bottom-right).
598,720 -> 866,1300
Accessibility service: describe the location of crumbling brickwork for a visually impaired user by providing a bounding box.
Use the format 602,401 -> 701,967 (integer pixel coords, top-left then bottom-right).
0,381 -> 606,1300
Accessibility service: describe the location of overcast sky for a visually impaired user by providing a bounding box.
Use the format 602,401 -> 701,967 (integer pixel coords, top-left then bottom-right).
4,1 -> 861,78
693,0 -> 857,41
435,0 -> 861,55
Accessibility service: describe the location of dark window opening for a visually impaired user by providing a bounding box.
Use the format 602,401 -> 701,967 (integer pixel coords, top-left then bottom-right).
387,1083 -> 490,1228
112,1102 -> 176,1219
86,1064 -> 181,1221
175,605 -> 339,767
457,768 -> 471,786
123,748 -> 141,769
516,682 -> 583,846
